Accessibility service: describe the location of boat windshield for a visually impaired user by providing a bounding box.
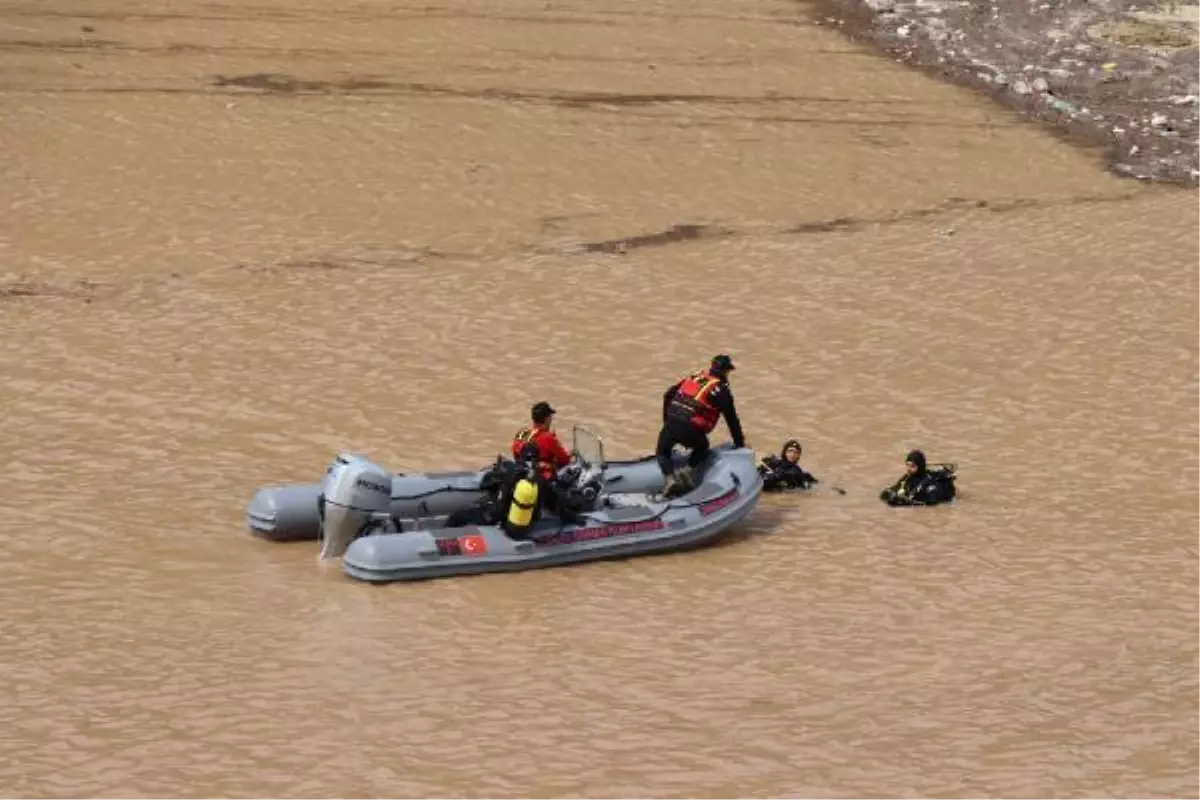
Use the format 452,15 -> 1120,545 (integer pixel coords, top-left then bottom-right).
571,425 -> 605,471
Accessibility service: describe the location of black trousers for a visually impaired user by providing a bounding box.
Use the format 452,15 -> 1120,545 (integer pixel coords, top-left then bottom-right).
655,418 -> 711,476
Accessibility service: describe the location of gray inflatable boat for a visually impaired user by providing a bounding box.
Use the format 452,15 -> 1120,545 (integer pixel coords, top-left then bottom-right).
325,430 -> 763,583
245,426 -> 730,543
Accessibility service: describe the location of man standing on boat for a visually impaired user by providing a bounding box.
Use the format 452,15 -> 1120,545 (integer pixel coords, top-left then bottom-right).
656,355 -> 746,498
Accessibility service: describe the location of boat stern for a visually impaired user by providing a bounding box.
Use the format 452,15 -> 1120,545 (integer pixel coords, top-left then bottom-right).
245,483 -> 324,542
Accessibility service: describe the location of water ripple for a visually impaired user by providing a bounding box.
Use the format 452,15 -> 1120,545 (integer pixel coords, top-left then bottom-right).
1,0 -> 1196,796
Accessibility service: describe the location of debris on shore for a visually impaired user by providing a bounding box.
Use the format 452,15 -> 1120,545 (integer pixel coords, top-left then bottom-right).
814,0 -> 1200,186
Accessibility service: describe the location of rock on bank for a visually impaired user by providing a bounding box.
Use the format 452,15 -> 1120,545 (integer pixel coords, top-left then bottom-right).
812,0 -> 1199,187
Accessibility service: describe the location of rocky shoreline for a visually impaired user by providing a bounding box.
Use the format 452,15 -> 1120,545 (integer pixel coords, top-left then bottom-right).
810,0 -> 1200,187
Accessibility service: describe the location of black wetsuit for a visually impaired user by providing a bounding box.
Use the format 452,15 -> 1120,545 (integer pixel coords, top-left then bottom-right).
656,378 -> 746,476
758,455 -> 818,491
879,467 -> 957,506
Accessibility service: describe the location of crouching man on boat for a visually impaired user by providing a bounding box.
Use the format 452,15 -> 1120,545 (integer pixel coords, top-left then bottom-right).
879,449 -> 957,507
656,355 -> 746,498
759,439 -> 819,491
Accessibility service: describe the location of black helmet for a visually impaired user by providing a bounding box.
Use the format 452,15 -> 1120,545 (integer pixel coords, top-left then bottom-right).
781,439 -> 802,458
531,401 -> 556,423
711,354 -> 736,375
905,449 -> 926,471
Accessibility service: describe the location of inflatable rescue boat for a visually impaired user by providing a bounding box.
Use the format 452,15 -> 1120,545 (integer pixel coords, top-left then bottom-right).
245,427 -> 764,583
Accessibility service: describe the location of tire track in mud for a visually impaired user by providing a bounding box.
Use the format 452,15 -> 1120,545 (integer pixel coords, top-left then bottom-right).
0,5 -> 620,26
0,69 -> 1017,132
0,3 -> 828,27
0,80 -> 1005,131
0,191 -> 1141,302
567,191 -> 1138,254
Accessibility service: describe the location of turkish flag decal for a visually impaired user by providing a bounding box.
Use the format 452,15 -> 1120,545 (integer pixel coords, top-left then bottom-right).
458,534 -> 488,556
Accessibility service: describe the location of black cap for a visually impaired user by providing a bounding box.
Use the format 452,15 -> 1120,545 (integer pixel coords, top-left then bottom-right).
531,401 -> 556,422
711,354 -> 736,373
905,450 -> 926,470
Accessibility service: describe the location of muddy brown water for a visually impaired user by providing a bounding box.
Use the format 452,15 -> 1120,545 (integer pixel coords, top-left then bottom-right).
2,0 -> 1197,796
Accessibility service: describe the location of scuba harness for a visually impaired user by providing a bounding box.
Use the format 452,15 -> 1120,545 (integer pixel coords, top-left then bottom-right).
881,463 -> 958,506
503,441 -> 543,538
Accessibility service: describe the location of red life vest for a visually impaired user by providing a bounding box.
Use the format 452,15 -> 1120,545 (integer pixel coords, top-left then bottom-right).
670,371 -> 723,432
512,426 -> 556,480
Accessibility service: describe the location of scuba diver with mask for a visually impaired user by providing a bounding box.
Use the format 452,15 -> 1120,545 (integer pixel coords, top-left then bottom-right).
879,449 -> 957,507
758,439 -> 819,491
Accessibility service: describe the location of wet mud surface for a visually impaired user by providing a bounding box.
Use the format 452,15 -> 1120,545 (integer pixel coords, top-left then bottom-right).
2,0 -> 1197,796
815,0 -> 1200,186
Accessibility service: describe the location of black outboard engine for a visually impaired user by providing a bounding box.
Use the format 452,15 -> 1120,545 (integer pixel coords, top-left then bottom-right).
318,452 -> 394,559
555,456 -> 603,520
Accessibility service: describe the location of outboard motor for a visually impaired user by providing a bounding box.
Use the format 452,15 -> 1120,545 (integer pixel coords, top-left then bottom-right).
318,452 -> 393,560
555,455 -> 604,519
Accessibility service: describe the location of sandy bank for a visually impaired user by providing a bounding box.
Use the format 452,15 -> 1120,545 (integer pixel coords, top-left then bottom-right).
812,0 -> 1199,187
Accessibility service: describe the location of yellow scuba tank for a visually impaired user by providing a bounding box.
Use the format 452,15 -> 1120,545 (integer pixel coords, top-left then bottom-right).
506,477 -> 539,529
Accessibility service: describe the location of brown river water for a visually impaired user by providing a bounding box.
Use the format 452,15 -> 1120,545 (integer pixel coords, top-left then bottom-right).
1,0 -> 1197,796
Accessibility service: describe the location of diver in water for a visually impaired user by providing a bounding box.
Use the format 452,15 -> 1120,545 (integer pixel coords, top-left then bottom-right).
879,449 -> 957,507
758,439 -> 818,491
